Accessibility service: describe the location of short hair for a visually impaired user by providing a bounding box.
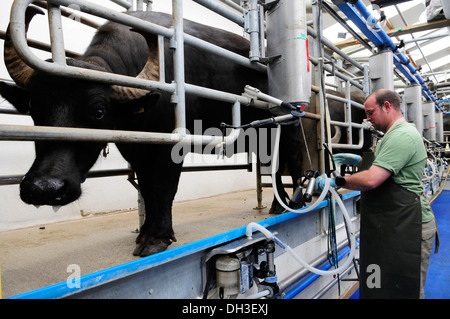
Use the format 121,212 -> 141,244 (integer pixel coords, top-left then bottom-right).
368,89 -> 401,111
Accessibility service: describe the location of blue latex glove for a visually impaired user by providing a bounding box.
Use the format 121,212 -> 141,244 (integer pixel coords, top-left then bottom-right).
333,153 -> 361,166
315,176 -> 337,191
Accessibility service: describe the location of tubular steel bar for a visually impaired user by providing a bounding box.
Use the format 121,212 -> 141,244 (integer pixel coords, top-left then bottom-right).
34,1 -> 102,29
171,0 -> 187,134
193,0 -> 245,26
309,56 -> 364,91
47,3 -> 66,65
307,25 -> 364,72
110,0 -> 133,10
0,169 -> 133,186
0,122 -> 241,146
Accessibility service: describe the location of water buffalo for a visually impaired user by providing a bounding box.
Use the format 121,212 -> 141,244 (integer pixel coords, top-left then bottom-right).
0,7 -> 303,256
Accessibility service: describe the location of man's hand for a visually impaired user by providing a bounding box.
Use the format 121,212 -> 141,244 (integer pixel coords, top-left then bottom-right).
315,176 -> 337,191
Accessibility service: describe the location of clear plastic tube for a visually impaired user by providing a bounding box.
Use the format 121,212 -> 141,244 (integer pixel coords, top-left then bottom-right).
271,124 -> 330,214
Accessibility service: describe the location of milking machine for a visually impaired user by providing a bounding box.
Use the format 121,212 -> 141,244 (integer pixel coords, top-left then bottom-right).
203,83 -> 358,298
203,231 -> 281,299
201,122 -> 357,298
200,0 -> 358,299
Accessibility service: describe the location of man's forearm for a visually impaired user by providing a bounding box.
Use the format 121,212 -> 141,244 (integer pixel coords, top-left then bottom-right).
342,165 -> 392,191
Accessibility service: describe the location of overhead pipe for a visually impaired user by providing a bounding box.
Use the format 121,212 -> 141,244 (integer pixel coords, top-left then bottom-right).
332,0 -> 443,112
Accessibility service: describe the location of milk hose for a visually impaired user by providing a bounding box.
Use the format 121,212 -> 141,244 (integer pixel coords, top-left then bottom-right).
246,125 -> 356,276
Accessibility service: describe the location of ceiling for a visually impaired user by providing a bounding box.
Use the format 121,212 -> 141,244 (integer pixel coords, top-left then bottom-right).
318,0 -> 450,104
227,0 -> 450,106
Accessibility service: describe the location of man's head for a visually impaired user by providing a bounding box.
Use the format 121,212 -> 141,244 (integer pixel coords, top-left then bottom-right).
364,89 -> 403,132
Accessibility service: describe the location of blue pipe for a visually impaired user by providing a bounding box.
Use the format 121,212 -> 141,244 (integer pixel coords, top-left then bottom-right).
333,0 -> 443,112
334,2 -> 384,46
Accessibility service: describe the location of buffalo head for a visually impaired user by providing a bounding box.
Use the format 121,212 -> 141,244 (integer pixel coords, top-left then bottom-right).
0,6 -> 159,207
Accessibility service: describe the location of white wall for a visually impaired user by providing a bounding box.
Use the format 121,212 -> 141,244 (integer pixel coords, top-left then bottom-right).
0,0 -> 257,231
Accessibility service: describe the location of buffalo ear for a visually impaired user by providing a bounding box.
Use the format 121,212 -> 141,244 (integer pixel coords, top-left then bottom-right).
0,82 -> 31,114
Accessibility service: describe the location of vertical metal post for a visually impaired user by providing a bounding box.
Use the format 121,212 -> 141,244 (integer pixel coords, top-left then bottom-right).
435,111 -> 444,144
405,84 -> 424,135
137,0 -> 144,11
172,0 -> 187,135
137,191 -> 145,228
254,156 -> 266,210
231,100 -> 241,127
47,4 -> 66,65
345,81 -> 353,145
363,64 -> 370,96
246,0 -> 262,62
158,35 -> 166,83
311,0 -> 325,173
423,102 -> 436,141
146,1 -> 153,11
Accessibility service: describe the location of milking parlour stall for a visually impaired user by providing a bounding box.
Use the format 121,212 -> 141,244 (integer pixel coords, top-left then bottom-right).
0,0 -> 449,309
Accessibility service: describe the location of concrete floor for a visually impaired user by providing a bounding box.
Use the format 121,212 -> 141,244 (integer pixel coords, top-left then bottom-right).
0,189 -> 274,298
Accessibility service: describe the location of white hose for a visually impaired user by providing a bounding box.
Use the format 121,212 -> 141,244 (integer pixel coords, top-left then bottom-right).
271,124 -> 331,214
246,124 -> 356,276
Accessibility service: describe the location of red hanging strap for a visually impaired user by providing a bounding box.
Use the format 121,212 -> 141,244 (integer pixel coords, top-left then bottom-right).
306,37 -> 310,72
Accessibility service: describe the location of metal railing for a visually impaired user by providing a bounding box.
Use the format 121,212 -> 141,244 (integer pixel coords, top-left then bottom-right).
0,0 -> 372,190
1,0 -> 370,146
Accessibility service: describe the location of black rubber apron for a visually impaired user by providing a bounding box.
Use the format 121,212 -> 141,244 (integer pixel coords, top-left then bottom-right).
360,177 -> 422,299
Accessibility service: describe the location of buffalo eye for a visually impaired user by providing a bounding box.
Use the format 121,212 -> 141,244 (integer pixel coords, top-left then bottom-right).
92,107 -> 105,120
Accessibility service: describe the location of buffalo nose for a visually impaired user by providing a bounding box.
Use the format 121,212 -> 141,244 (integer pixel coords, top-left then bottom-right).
20,176 -> 67,205
35,178 -> 65,194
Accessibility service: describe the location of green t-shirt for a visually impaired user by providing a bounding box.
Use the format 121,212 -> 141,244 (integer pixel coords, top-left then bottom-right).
372,122 -> 434,223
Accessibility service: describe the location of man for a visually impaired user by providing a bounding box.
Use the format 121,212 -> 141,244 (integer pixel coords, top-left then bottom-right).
317,89 -> 437,299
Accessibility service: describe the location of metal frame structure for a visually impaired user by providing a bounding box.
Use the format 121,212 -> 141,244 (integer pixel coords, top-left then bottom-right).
1,0 -> 370,151
0,0 -> 446,299
0,0 -> 371,206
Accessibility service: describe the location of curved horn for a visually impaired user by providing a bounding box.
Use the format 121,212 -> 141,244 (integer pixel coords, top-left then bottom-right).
331,125 -> 342,144
4,6 -> 44,88
111,31 -> 160,102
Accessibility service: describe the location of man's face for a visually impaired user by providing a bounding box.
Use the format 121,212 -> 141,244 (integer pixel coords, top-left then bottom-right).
365,96 -> 387,132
